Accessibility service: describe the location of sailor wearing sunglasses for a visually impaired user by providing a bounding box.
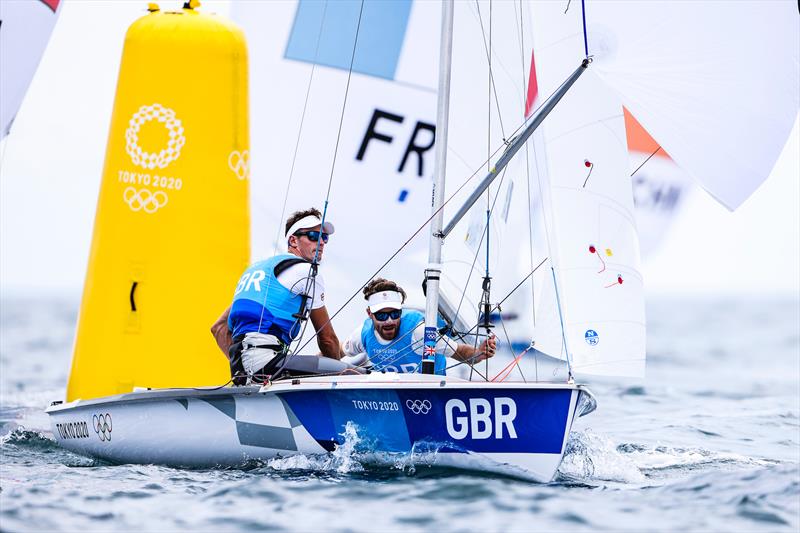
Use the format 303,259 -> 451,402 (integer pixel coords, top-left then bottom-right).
211,208 -> 344,384
341,278 -> 496,375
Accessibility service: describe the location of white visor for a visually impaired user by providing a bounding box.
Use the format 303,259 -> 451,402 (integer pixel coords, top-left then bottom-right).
368,290 -> 403,312
285,215 -> 335,239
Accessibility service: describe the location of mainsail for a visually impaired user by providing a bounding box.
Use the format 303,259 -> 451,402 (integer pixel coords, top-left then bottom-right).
0,0 -> 61,138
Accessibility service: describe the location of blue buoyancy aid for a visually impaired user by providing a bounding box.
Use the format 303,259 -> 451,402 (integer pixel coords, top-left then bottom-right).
228,254 -> 311,345
361,310 -> 446,375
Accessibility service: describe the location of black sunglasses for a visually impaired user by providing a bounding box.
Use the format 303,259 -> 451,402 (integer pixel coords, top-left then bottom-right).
373,309 -> 402,321
294,230 -> 329,243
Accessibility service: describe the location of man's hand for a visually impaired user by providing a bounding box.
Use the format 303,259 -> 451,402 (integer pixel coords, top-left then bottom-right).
475,334 -> 497,363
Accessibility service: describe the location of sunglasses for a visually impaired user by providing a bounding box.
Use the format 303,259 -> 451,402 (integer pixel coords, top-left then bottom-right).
294,230 -> 329,243
373,309 -> 402,321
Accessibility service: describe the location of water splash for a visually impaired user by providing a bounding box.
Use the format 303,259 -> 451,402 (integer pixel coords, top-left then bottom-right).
1,426 -> 57,449
558,430 -> 646,483
264,421 -> 365,474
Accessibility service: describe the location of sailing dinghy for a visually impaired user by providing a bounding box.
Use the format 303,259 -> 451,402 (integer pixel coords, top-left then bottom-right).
47,0 -> 797,482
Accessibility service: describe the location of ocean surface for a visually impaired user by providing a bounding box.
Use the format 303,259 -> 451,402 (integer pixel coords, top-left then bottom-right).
1,294 -> 798,532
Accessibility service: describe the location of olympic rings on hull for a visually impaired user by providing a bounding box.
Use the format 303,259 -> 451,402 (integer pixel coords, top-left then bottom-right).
92,413 -> 113,442
405,399 -> 432,415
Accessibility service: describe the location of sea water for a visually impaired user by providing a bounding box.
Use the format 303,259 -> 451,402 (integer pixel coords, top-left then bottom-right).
1,295 -> 798,531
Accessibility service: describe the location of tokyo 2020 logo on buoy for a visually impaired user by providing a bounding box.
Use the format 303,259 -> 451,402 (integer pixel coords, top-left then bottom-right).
125,103 -> 185,169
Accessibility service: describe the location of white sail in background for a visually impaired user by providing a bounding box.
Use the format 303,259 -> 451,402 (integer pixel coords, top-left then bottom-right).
587,0 -> 800,211
0,0 -> 62,138
527,1 -> 646,378
625,109 -> 691,259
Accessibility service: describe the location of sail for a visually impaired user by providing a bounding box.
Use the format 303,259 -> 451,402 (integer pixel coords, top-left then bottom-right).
0,0 -> 61,138
527,1 -> 646,378
587,0 -> 800,211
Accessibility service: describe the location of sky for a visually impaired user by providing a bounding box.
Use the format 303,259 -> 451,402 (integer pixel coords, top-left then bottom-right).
1,0 -> 798,298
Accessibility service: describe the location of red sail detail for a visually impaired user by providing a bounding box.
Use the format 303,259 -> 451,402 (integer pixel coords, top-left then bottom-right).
524,50 -> 539,118
39,0 -> 60,12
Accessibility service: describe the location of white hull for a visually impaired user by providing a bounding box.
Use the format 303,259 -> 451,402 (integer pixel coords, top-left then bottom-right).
47,374 -> 595,482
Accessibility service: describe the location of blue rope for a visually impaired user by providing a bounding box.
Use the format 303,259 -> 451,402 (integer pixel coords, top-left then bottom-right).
580,0 -> 589,58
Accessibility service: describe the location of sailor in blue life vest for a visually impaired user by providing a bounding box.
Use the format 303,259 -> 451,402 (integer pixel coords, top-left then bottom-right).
340,278 -> 496,375
211,207 -> 344,384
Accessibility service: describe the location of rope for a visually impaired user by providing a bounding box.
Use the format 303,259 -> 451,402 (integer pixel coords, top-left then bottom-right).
630,146 -> 662,178
580,0 -> 589,58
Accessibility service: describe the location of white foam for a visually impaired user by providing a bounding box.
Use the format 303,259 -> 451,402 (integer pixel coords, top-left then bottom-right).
559,429 -> 646,483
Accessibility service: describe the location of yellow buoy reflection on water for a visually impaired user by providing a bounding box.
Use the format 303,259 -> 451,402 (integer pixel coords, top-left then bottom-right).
67,3 -> 249,401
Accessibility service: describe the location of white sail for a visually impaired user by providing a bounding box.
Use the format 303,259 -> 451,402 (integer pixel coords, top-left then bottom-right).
0,0 -> 61,138
587,0 -> 800,211
527,2 -> 646,378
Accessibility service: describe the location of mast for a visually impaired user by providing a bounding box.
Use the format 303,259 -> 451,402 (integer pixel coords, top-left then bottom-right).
421,0 -> 454,375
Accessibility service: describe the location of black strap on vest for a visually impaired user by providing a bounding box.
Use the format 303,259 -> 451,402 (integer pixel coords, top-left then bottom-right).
273,257 -> 310,278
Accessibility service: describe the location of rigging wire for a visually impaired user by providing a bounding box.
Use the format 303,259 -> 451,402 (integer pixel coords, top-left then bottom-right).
630,145 -> 662,177
286,0 -> 366,362
295,64 -> 584,356
580,0 -> 589,58
254,1 -> 330,341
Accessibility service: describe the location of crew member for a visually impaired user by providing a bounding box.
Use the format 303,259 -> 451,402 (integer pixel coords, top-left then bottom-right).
211,208 -> 344,384
340,278 -> 496,375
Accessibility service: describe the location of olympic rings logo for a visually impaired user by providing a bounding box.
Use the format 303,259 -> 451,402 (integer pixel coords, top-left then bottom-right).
228,150 -> 249,180
125,103 -> 185,170
93,413 -> 113,442
123,187 -> 168,214
405,399 -> 432,415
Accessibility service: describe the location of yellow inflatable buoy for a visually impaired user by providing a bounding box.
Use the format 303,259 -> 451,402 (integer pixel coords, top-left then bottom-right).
66,3 -> 249,401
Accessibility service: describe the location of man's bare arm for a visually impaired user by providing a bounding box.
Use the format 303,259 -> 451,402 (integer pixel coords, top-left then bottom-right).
211,306 -> 233,358
309,306 -> 343,360
453,334 -> 496,365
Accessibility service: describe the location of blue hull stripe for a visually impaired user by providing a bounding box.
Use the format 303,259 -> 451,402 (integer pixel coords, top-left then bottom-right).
280,388 -> 572,454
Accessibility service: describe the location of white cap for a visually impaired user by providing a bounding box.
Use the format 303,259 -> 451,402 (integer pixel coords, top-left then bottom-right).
367,290 -> 403,312
285,214 -> 335,239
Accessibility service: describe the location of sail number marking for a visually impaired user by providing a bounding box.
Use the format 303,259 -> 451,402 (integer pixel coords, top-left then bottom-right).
445,398 -> 518,440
